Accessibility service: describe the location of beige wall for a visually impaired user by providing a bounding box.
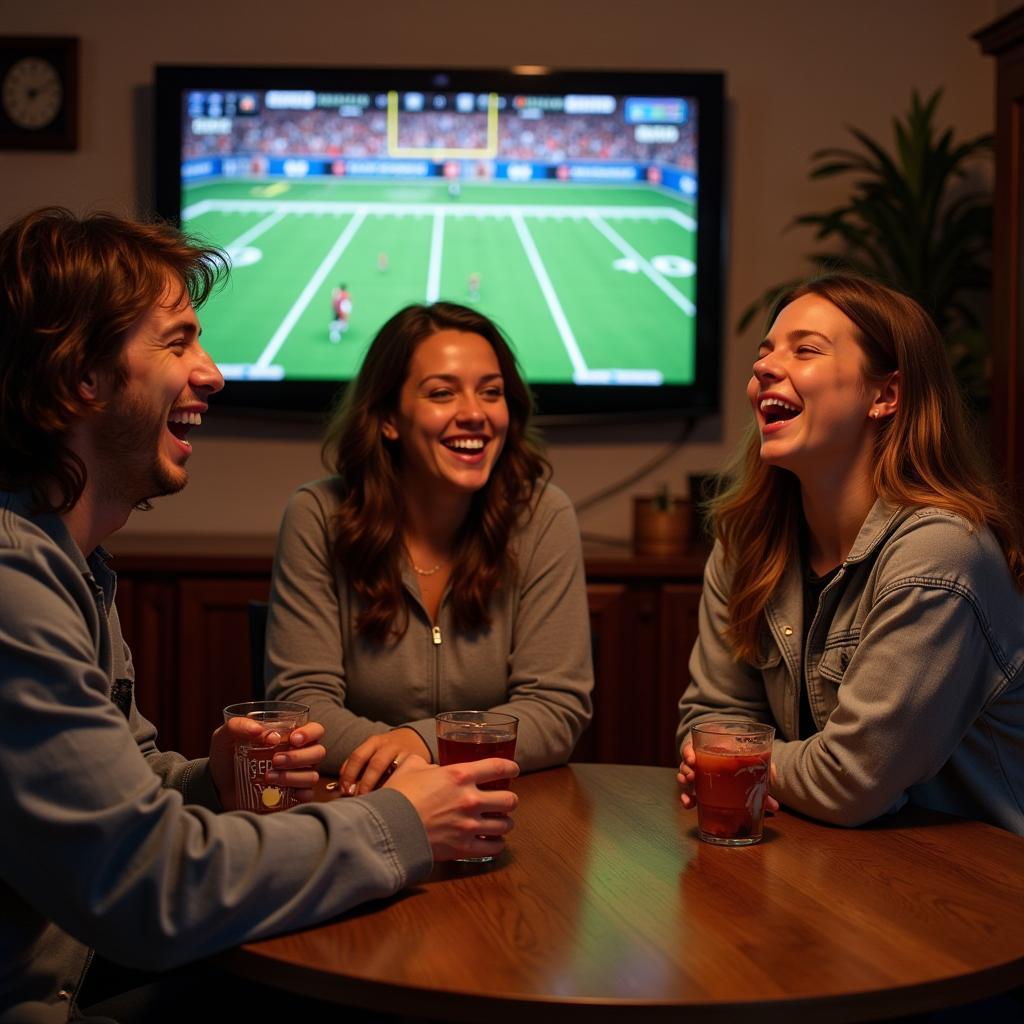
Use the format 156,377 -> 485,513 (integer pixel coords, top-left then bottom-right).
0,0 -> 999,542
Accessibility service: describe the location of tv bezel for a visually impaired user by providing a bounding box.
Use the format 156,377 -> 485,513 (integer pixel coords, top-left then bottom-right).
154,64 -> 726,421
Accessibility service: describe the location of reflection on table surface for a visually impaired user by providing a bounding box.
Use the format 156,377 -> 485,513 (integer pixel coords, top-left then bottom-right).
223,764 -> 1024,1023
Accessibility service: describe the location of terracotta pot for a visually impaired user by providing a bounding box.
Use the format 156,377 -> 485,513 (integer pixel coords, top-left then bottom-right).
632,496 -> 691,556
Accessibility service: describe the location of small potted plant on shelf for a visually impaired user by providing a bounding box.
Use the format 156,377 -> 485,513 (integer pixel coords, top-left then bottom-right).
633,483 -> 690,556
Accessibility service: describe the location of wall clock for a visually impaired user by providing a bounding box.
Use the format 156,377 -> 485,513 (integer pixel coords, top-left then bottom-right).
0,36 -> 78,150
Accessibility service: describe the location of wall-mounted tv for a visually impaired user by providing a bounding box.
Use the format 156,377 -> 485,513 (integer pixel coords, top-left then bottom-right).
154,65 -> 725,419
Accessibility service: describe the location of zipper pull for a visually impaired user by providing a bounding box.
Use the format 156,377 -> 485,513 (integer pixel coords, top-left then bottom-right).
432,625 -> 442,646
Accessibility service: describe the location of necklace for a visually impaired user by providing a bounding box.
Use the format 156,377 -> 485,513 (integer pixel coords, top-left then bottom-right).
412,561 -> 444,577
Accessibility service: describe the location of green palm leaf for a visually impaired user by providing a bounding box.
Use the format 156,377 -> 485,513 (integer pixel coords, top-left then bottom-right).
738,88 -> 992,404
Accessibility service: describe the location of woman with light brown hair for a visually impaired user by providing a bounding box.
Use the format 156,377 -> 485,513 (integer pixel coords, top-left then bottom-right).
677,274 -> 1024,834
266,302 -> 593,793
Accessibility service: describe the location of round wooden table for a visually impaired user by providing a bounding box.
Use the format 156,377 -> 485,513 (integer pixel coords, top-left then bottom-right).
223,764 -> 1024,1022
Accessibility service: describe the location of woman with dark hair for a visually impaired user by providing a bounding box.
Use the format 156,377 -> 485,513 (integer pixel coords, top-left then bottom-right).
266,302 -> 593,792
677,274 -> 1024,833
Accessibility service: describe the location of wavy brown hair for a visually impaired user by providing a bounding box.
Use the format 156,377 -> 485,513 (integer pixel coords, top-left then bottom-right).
0,207 -> 227,513
322,302 -> 550,642
715,273 -> 1024,663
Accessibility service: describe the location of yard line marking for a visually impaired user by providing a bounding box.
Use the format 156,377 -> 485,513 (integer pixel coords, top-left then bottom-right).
426,209 -> 444,303
193,197 -> 692,224
254,209 -> 367,370
224,209 -> 287,255
181,198 -> 214,219
666,209 -> 697,231
510,213 -> 589,380
587,215 -> 696,316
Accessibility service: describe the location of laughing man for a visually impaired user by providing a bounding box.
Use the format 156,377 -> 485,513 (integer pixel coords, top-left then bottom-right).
0,208 -> 518,1023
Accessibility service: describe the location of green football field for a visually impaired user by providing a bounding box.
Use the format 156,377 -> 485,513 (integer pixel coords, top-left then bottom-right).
182,178 -> 698,385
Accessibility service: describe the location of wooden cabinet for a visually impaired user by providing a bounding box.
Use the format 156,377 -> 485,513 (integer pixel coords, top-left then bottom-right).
107,537 -> 707,764
109,541 -> 273,758
578,551 -> 705,766
976,7 -> 1024,519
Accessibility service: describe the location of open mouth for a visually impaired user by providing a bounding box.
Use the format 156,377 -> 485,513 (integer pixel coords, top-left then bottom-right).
759,397 -> 802,426
442,437 -> 487,454
167,409 -> 202,449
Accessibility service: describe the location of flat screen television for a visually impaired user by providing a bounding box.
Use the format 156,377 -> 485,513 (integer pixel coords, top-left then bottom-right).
154,65 -> 725,419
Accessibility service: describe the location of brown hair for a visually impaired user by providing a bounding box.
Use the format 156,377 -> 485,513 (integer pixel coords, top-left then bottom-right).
0,207 -> 228,512
321,302 -> 550,642
715,273 -> 1024,663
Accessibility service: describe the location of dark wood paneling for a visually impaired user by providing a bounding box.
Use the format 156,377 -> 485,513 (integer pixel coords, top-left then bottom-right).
176,578 -> 272,759
133,580 -> 179,750
574,583 -> 626,764
658,584 -> 702,767
977,8 -> 1024,523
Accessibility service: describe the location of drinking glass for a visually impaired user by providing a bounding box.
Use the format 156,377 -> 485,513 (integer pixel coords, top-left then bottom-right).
223,700 -> 310,813
435,710 -> 518,863
692,720 -> 775,846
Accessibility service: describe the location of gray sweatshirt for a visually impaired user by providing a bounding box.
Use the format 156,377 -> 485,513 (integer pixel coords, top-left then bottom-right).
0,491 -> 432,1024
266,479 -> 594,773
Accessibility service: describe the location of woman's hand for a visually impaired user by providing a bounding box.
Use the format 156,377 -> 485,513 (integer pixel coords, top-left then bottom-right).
211,717 -> 327,811
677,740 -> 699,808
340,727 -> 432,796
677,740 -> 780,813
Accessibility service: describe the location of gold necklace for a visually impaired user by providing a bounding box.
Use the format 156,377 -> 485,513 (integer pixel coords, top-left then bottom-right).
412,561 -> 444,576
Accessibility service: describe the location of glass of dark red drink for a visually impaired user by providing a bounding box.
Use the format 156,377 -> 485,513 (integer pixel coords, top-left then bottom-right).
692,720 -> 775,846
435,710 -> 518,862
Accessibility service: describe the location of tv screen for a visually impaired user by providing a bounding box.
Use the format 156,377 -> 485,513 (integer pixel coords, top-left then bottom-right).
154,66 -> 725,419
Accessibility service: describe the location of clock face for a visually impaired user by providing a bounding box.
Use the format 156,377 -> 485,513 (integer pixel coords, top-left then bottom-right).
2,56 -> 63,130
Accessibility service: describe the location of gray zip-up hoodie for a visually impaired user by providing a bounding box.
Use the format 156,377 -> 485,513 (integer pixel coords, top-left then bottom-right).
266,479 -> 594,774
678,500 -> 1024,833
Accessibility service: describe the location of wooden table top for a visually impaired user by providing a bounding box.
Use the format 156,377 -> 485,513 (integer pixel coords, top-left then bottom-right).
222,764 -> 1024,1022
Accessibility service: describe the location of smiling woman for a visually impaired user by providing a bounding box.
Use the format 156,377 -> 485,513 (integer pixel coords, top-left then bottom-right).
676,274 -> 1024,836
265,302 -> 594,792
745,291 -> 900,550
380,327 -> 510,517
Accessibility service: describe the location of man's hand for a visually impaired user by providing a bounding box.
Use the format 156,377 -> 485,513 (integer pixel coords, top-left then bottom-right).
677,740 -> 779,813
384,755 -> 519,861
211,716 -> 327,811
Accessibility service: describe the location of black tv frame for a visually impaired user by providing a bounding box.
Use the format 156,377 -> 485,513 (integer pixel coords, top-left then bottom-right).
154,64 -> 726,421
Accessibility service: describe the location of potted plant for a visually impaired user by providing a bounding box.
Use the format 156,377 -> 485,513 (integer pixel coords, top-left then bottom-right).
633,483 -> 691,556
738,89 -> 993,405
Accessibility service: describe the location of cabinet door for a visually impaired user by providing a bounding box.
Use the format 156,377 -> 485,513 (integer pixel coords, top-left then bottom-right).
572,583 -> 627,764
177,579 -> 271,759
576,581 -> 670,765
127,579 -> 180,752
659,584 -> 702,767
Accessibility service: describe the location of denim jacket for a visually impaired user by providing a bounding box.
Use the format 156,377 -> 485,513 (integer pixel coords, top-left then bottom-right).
0,491 -> 431,1023
678,500 -> 1024,833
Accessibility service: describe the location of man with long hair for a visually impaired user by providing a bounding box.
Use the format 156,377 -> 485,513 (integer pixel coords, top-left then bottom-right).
0,208 -> 517,1023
